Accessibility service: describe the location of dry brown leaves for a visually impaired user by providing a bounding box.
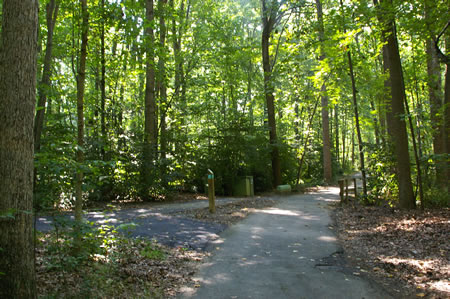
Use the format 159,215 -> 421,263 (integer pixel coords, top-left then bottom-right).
36,235 -> 208,298
170,197 -> 277,225
334,204 -> 449,298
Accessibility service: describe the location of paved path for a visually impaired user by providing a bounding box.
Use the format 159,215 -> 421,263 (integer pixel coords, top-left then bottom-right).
35,197 -> 244,250
179,188 -> 392,299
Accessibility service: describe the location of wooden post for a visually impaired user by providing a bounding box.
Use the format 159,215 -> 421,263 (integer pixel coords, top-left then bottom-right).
345,179 -> 349,202
208,169 -> 216,213
338,179 -> 344,202
353,178 -> 358,199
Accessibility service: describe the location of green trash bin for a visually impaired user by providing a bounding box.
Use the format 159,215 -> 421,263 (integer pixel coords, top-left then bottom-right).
233,176 -> 254,197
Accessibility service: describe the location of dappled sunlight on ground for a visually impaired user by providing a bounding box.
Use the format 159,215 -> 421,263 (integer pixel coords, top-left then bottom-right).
256,208 -> 300,216
254,208 -> 320,221
378,256 -> 450,293
335,204 -> 449,298
317,236 -> 337,242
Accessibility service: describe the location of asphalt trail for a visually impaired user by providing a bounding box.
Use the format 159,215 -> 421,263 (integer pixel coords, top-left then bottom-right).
35,198 -> 243,250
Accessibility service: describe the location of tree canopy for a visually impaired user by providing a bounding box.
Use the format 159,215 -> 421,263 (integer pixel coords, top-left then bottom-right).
18,0 -> 450,210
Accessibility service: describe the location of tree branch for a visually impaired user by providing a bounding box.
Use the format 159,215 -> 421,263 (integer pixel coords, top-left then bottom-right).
434,20 -> 450,64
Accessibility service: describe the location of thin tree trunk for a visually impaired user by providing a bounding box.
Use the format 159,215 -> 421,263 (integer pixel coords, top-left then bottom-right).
347,50 -> 368,197
370,100 -> 380,146
100,0 -> 106,160
296,98 -> 319,186
375,0 -> 415,209
0,0 -> 38,297
342,106 -> 346,169
335,104 -> 339,166
261,0 -> 281,187
351,126 -> 355,167
34,0 -> 59,153
404,95 -> 424,209
315,0 -> 332,184
74,0 -> 89,245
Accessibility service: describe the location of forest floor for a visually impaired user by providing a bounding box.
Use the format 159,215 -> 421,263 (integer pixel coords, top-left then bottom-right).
36,191 -> 449,298
333,201 -> 449,298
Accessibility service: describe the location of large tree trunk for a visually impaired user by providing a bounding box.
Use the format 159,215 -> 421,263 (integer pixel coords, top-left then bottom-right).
315,0 -> 332,184
261,0 -> 281,187
34,0 -> 59,153
0,0 -> 38,297
74,0 -> 89,245
375,0 -> 415,209
143,0 -> 158,198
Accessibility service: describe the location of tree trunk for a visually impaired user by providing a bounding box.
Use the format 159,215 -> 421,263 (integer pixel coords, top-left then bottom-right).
0,0 -> 38,297
315,0 -> 332,184
261,0 -> 281,187
143,0 -> 157,198
74,0 -> 89,244
444,37 -> 450,186
100,0 -> 107,160
34,0 -> 59,153
342,107 -> 346,169
425,3 -> 445,188
347,49 -> 368,197
375,0 -> 415,209
296,98 -> 319,185
334,104 -> 340,166
158,0 -> 168,188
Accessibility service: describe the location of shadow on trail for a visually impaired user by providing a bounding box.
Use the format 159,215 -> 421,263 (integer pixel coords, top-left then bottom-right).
36,208 -> 227,251
180,188 -> 391,299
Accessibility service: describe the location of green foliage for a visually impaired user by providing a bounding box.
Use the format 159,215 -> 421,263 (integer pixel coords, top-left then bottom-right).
32,0 -> 449,209
140,245 -> 166,260
365,143 -> 399,206
424,187 -> 450,208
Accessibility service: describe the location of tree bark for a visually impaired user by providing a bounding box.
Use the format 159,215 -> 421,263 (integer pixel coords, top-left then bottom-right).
34,0 -> 59,153
375,0 -> 415,209
143,0 -> 158,198
425,2 -> 446,189
0,0 -> 38,297
444,37 -> 450,186
339,0 -> 367,195
347,50 -> 368,197
158,0 -> 168,188
100,0 -> 107,160
334,104 -> 339,166
296,98 -> 319,185
74,0 -> 89,244
315,0 -> 332,184
261,0 -> 281,187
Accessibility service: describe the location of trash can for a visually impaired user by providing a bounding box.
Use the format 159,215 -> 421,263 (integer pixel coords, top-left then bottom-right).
233,176 -> 254,197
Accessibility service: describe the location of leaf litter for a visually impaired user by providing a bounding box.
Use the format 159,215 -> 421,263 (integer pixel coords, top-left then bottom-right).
333,203 -> 449,298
